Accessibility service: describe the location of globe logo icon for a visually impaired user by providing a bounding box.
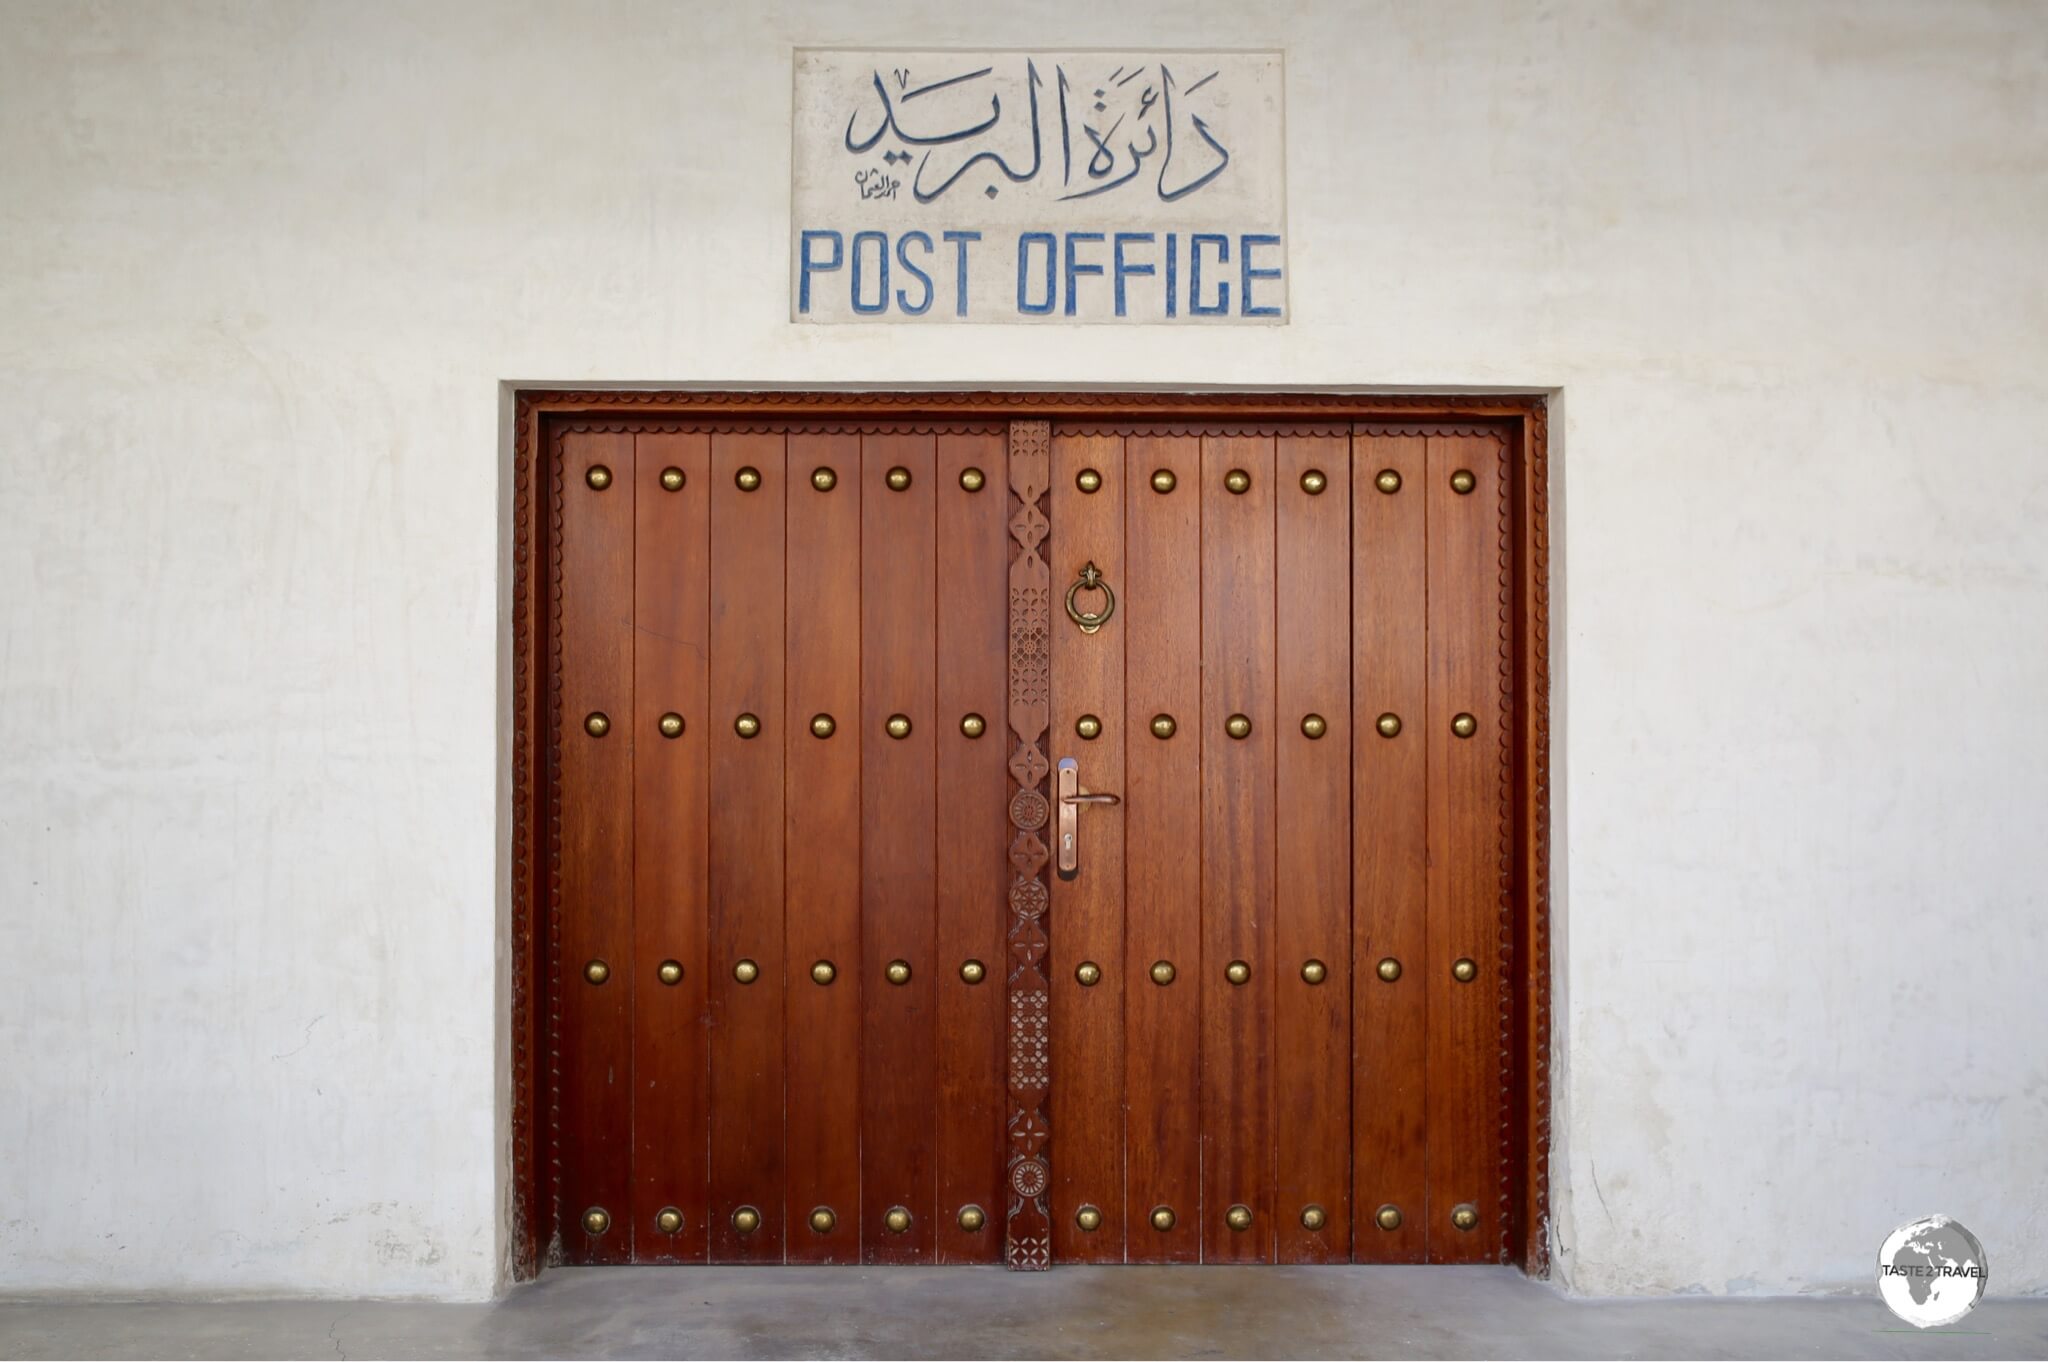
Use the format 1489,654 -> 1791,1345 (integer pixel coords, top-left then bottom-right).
1877,1215 -> 1988,1328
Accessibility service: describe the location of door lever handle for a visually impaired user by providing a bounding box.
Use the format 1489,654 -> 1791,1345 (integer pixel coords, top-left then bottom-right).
1055,757 -> 1119,881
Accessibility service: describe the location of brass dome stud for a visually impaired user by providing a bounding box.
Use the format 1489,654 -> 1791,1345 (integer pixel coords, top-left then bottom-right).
735,466 -> 762,492
1300,959 -> 1328,985
583,960 -> 610,986
1452,712 -> 1478,739
809,1207 -> 837,1234
958,1204 -> 988,1232
1375,469 -> 1402,495
1075,713 -> 1102,741
1076,468 -> 1103,494
1300,469 -> 1328,496
811,960 -> 836,986
1075,961 -> 1102,987
1076,1205 -> 1103,1232
734,712 -> 761,739
1377,957 -> 1403,983
1151,469 -> 1177,494
1376,1204 -> 1403,1232
584,712 -> 611,738
1225,1204 -> 1254,1232
1225,960 -> 1251,986
581,1207 -> 611,1235
1451,1204 -> 1479,1232
811,466 -> 837,492
884,1206 -> 912,1234
1300,1204 -> 1328,1231
1376,713 -> 1402,739
1452,957 -> 1478,983
1450,468 -> 1476,495
733,958 -> 760,985
1225,468 -> 1251,495
660,466 -> 685,492
886,714 -> 912,740
959,467 -> 986,492
959,959 -> 986,985
659,712 -> 685,739
811,713 -> 836,739
1151,714 -> 1177,740
1150,1206 -> 1177,1232
655,1207 -> 683,1234
1300,713 -> 1327,740
1149,960 -> 1177,986
732,1206 -> 762,1235
585,465 -> 612,491
886,466 -> 912,492
1226,713 -> 1252,740
886,959 -> 912,986
960,712 -> 987,739
657,959 -> 684,986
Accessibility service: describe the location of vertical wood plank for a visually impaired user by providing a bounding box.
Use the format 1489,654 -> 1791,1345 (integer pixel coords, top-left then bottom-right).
630,431 -> 710,1262
1272,434 -> 1352,1264
1120,433 -> 1204,1263
860,432 -> 938,1262
707,432 -> 788,1262
1199,433 -> 1277,1263
1048,431 -> 1127,1262
1351,430 -> 1430,1263
1424,432 -> 1508,1263
934,432 -> 1010,1263
556,429 -> 636,1265
783,432 -> 863,1263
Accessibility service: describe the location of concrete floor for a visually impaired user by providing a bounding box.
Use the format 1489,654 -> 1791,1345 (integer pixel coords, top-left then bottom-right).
2,1266 -> 2043,1360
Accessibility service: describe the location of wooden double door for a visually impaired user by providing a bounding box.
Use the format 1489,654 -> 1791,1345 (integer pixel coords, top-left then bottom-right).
543,412 -> 1532,1269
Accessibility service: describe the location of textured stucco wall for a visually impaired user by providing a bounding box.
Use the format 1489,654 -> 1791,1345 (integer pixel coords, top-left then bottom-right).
1,0 -> 2043,1300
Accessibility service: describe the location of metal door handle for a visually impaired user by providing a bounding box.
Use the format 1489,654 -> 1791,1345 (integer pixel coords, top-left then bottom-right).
1055,757 -> 1119,881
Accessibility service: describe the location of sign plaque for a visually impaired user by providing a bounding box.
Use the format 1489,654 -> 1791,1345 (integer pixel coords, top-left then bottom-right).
792,49 -> 1287,324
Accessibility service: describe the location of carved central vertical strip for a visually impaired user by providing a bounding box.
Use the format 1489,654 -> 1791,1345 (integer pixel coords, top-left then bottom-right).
1003,419 -> 1054,1270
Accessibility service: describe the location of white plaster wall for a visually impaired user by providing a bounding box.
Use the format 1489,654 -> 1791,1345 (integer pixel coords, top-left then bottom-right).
1,0 -> 2043,1301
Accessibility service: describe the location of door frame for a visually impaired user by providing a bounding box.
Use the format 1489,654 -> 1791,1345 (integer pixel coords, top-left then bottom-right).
506,389 -> 1553,1279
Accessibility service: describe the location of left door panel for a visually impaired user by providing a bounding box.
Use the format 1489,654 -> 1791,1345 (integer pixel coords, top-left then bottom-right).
551,422 -> 1009,1265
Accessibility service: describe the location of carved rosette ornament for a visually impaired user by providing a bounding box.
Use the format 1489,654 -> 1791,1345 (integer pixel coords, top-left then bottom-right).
1004,420 -> 1054,1270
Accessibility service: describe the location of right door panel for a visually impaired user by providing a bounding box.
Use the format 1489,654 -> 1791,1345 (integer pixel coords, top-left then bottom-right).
1046,420 -> 1513,1263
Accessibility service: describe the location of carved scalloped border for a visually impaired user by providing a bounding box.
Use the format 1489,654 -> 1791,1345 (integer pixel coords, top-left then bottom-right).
506,390 -> 1554,1280
511,395 -> 536,1276
555,419 -> 1008,437
1525,402 -> 1553,1277
519,389 -> 1542,420
1048,422 -> 1354,438
543,423 -> 567,1270
1353,423 -> 1518,440
1494,428 -> 1515,1265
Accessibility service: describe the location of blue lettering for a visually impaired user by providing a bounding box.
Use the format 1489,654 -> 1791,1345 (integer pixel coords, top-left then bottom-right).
1063,232 -> 1105,318
1017,231 -> 1056,315
850,231 -> 890,315
943,230 -> 980,318
1240,234 -> 1282,317
895,232 -> 935,316
1191,233 -> 1230,317
798,230 -> 843,314
1111,233 -> 1156,318
1165,233 -> 1178,318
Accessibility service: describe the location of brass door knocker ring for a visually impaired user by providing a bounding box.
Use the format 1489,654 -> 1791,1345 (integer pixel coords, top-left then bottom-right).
1065,562 -> 1116,635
